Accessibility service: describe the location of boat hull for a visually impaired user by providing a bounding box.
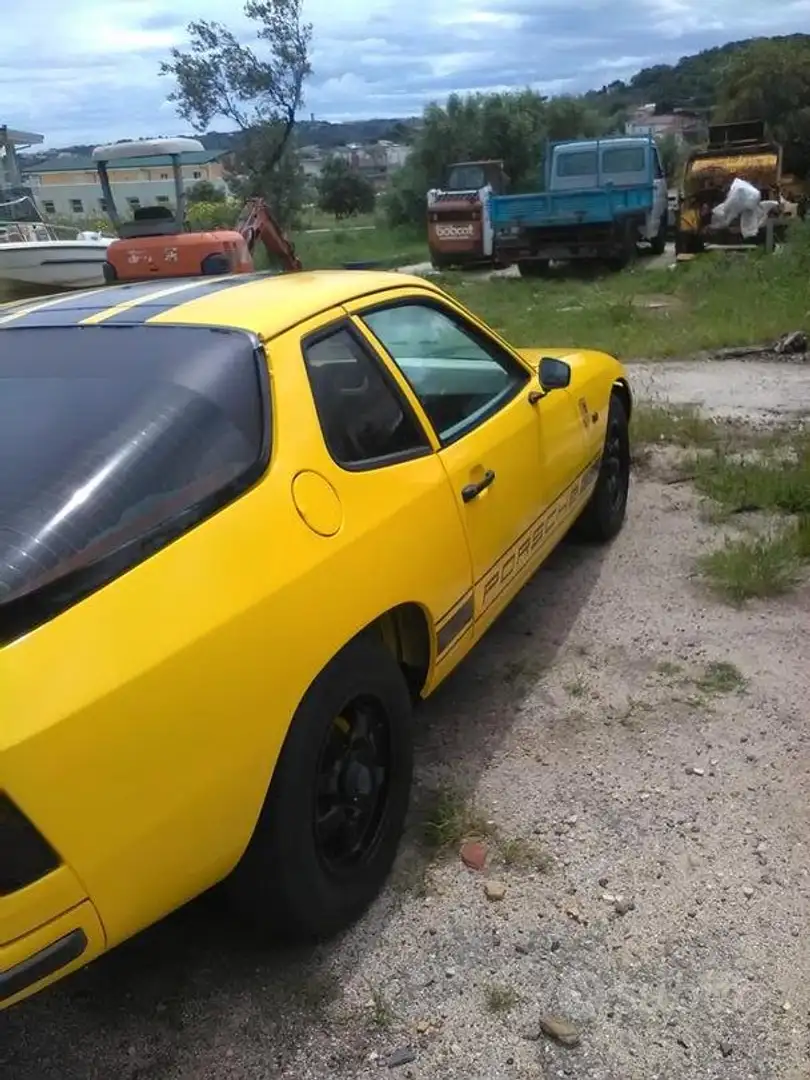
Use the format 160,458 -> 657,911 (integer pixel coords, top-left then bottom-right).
0,241 -> 111,289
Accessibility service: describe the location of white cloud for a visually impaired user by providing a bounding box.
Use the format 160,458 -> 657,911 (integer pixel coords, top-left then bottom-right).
0,0 -> 804,146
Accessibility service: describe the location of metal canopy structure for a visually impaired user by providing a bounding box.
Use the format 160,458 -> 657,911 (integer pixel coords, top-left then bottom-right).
1,125 -> 45,186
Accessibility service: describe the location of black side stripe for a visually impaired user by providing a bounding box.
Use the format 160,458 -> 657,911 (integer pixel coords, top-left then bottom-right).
434,452 -> 602,656
436,595 -> 475,656
98,271 -> 277,325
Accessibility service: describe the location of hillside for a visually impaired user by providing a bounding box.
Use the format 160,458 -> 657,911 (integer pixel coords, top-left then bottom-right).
587,32 -> 810,116
21,117 -> 420,167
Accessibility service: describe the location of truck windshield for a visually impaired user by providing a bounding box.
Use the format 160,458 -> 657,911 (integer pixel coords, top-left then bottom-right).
0,323 -> 267,642
446,164 -> 486,190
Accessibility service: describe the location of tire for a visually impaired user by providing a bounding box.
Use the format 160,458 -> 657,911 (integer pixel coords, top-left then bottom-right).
226,634 -> 414,940
574,392 -> 630,543
649,213 -> 667,255
674,230 -> 704,256
517,259 -> 551,278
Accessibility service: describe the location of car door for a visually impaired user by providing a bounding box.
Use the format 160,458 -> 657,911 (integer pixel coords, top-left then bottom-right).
348,291 -> 553,634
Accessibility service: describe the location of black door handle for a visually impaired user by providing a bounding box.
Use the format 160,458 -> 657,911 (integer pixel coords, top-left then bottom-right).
461,469 -> 496,503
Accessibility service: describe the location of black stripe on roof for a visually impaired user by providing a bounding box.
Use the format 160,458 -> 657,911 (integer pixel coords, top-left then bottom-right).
98,271 -> 275,325
0,282 -> 196,329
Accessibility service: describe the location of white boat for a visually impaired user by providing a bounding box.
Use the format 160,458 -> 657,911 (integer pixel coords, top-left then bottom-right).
0,192 -> 112,291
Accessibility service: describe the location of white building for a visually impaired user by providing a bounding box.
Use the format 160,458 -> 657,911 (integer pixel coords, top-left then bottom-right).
23,147 -> 230,220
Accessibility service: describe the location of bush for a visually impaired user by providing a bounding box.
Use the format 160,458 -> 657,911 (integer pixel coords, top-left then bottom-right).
185,199 -> 242,231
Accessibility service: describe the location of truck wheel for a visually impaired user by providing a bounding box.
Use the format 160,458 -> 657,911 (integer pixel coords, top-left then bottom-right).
225,635 -> 414,940
517,260 -> 551,278
572,393 -> 630,543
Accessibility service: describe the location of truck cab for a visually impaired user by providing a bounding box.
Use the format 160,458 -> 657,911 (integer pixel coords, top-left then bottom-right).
426,160 -> 508,269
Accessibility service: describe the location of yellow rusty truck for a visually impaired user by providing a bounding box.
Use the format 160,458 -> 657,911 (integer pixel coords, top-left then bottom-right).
675,120 -> 784,255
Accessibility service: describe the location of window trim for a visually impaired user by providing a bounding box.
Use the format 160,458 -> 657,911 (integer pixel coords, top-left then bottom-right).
355,295 -> 531,448
0,324 -> 272,646
301,317 -> 433,473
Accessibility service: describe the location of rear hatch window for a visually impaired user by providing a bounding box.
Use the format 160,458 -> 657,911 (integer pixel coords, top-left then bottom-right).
0,323 -> 268,643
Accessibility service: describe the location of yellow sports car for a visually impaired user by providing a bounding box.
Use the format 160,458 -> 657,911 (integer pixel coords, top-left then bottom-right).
0,270 -> 631,1009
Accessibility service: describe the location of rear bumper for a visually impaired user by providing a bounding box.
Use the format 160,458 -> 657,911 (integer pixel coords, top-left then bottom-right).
0,900 -> 105,1009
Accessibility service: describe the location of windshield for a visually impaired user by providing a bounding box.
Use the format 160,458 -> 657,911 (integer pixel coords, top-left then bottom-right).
446,164 -> 486,190
0,188 -> 43,225
0,324 -> 267,642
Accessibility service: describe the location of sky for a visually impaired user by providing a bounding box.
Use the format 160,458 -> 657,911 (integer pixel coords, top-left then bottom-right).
3,0 -> 809,148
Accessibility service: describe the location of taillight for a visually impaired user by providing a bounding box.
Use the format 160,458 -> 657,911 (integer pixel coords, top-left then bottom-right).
0,795 -> 60,896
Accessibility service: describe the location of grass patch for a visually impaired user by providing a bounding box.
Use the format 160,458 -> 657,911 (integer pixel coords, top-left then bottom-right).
694,660 -> 747,694
422,786 -> 493,851
498,836 -> 553,872
699,518 -> 810,602
631,405 -> 725,449
440,222 -> 810,358
484,984 -> 521,1014
693,442 -> 810,517
289,218 -> 426,269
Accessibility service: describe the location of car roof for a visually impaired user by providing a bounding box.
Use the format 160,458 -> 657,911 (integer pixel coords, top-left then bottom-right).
0,269 -> 432,338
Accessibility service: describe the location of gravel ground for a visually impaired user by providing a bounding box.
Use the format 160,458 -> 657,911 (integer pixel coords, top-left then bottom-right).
2,363 -> 810,1080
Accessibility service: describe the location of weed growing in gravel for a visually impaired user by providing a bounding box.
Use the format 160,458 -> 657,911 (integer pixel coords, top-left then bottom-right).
484,984 -> 521,1014
655,660 -> 683,677
294,971 -> 342,1013
422,786 -> 493,850
498,836 -> 553,872
367,986 -> 396,1031
699,518 -> 810,602
564,674 -> 588,698
694,661 -> 747,694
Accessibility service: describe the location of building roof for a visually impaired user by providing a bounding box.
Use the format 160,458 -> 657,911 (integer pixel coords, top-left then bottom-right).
0,269 -> 428,339
24,150 -> 225,174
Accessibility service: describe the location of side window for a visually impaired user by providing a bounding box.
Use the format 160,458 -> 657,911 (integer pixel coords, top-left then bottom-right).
302,325 -> 430,468
361,302 -> 529,444
653,150 -> 665,179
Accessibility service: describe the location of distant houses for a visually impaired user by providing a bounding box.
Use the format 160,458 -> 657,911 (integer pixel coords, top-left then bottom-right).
624,104 -> 707,144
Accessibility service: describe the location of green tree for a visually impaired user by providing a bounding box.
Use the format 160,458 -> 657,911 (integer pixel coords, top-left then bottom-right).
226,128 -> 307,227
656,133 -> 683,185
714,37 -> 810,177
159,0 -> 312,223
317,157 -> 376,219
381,89 -> 616,227
185,179 -> 225,204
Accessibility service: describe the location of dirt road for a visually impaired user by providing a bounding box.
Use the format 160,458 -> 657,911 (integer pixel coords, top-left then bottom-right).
2,360 -> 809,1080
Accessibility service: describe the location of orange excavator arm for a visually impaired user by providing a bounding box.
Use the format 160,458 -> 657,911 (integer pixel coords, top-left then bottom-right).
236,198 -> 302,272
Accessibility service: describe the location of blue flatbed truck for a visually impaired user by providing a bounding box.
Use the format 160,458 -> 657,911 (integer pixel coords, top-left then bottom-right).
490,136 -> 669,276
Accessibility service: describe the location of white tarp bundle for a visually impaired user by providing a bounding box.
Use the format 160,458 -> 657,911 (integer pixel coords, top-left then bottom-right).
711,177 -> 780,238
